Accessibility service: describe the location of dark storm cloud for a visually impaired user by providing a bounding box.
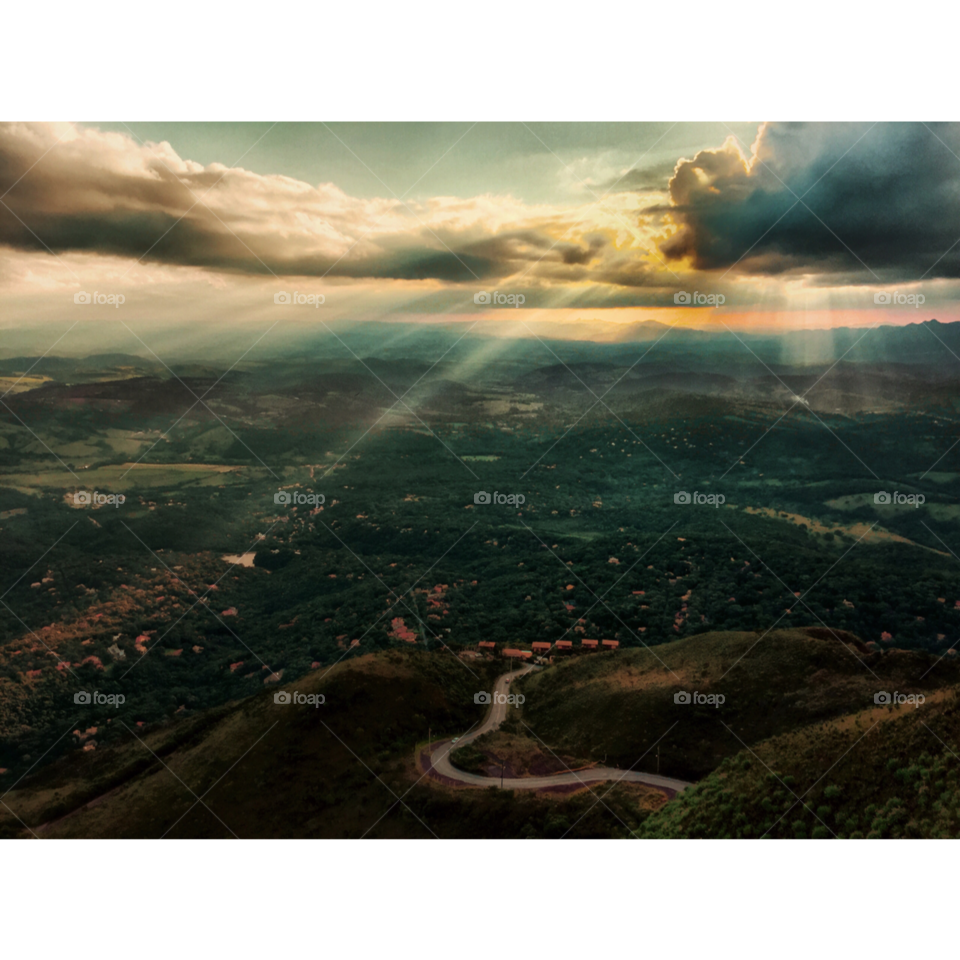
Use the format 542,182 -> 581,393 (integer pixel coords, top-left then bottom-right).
659,122 -> 960,280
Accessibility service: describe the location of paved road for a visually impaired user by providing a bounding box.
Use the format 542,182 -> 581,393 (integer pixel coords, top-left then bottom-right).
425,663 -> 691,795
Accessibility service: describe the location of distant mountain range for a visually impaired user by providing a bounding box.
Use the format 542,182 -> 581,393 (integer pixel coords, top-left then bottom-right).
3,319 -> 960,374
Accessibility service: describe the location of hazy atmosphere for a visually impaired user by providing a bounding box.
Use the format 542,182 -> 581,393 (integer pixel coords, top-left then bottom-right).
3,120 -> 960,846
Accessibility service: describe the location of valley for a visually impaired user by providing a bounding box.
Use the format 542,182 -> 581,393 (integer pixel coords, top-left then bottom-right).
2,329 -> 960,837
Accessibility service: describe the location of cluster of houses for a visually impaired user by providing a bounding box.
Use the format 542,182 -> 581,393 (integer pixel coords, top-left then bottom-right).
476,639 -> 619,661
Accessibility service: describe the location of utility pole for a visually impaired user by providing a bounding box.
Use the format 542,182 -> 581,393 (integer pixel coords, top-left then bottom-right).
501,758 -> 504,790
657,745 -> 660,775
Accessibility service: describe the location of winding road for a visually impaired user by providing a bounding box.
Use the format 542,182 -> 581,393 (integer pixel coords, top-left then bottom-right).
423,664 -> 691,796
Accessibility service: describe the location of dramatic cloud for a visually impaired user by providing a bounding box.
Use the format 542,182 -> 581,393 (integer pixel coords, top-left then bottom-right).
659,122 -> 960,281
0,123 -> 654,289
6,120 -> 959,322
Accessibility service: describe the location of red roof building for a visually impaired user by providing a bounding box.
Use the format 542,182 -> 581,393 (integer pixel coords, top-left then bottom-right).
502,648 -> 533,659
555,640 -> 573,650
478,641 -> 496,649
581,639 -> 599,649
532,642 -> 552,652
601,639 -> 619,650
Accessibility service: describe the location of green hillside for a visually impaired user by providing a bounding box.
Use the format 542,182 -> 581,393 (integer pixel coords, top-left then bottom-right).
639,685 -> 960,838
0,649 -> 664,839
0,650 -> 498,838
516,627 -> 960,780
6,629 -> 960,838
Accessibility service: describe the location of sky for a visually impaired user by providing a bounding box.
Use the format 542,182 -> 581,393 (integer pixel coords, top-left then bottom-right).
1,121 -> 957,346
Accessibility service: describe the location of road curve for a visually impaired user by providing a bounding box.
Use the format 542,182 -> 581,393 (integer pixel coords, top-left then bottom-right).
424,663 -> 691,795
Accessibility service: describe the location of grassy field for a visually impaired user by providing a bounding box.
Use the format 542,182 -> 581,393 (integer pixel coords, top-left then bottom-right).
0,462 -> 257,495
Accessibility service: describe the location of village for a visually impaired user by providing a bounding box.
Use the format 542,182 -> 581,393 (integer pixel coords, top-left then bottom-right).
468,637 -> 619,664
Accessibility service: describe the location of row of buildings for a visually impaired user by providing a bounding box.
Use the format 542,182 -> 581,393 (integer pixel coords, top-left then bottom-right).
476,639 -> 619,660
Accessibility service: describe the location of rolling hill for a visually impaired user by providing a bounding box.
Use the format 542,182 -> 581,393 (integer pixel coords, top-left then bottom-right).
638,684 -> 960,838
515,627 -> 960,780
0,649 -> 665,839
0,650 -> 497,839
